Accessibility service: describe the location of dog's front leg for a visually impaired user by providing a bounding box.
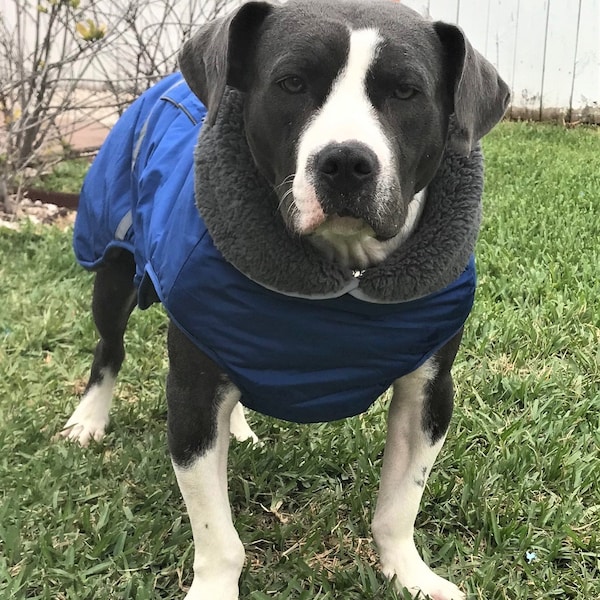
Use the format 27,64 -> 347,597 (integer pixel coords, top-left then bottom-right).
167,322 -> 245,600
372,333 -> 465,600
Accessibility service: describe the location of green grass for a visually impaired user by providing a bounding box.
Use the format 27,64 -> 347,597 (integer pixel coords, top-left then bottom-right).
31,158 -> 91,193
1,122 -> 599,599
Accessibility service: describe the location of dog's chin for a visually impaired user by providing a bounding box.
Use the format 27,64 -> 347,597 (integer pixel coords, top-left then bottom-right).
318,215 -> 377,237
304,190 -> 427,270
308,216 -> 401,270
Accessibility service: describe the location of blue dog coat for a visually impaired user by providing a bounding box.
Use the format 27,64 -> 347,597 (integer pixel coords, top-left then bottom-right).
74,73 -> 476,423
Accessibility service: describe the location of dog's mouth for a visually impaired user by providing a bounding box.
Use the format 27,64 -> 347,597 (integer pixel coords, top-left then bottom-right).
307,211 -> 405,270
275,175 -> 404,241
319,214 -> 374,236
318,212 -> 400,242
327,206 -> 405,241
296,204 -> 399,241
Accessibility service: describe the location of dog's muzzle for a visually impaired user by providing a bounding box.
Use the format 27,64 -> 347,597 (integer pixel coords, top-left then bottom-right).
310,142 -> 402,240
313,143 -> 381,223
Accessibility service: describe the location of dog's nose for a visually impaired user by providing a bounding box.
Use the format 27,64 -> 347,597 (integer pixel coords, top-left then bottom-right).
314,143 -> 378,194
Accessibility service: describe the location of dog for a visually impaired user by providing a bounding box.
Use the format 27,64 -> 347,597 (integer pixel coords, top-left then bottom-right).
59,1 -> 509,598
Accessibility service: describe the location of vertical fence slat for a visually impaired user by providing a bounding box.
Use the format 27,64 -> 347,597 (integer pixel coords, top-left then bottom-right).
539,0 -> 552,120
510,0 -> 521,119
568,0 -> 584,121
569,0 -> 600,121
507,1 -> 547,119
425,0 -> 459,24
540,0 -> 581,120
453,0 -> 488,56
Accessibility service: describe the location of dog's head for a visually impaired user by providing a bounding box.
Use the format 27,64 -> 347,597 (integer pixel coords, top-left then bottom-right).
180,0 -> 509,268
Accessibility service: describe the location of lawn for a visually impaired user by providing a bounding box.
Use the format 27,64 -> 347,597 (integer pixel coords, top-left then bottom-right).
1,122 -> 599,599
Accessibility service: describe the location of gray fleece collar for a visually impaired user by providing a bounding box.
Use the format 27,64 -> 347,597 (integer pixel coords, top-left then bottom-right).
194,90 -> 483,303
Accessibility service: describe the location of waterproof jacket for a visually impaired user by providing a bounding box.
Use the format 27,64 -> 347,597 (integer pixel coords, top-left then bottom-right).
74,73 -> 476,423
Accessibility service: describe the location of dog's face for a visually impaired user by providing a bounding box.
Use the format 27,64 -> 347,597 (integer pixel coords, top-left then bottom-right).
244,12 -> 448,242
180,0 -> 509,267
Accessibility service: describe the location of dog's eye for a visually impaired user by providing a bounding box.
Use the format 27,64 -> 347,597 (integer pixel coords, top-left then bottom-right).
277,76 -> 306,94
393,85 -> 418,100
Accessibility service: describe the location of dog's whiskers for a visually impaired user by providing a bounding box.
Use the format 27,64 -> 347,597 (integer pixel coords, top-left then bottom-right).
275,174 -> 295,191
278,184 -> 295,212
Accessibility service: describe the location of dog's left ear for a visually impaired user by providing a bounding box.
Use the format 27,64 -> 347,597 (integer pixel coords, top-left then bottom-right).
179,2 -> 273,125
434,22 -> 510,155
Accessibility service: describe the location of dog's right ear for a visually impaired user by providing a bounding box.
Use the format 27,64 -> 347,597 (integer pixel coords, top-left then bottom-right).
434,22 -> 510,155
179,2 -> 272,125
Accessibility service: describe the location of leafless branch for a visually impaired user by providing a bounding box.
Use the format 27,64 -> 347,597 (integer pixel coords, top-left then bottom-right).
1,0 -> 242,205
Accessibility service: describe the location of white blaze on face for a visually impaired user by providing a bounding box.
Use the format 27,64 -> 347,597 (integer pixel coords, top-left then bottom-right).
292,28 -> 394,234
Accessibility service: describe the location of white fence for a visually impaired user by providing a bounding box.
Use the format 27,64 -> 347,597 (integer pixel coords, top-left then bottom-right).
404,0 -> 600,122
2,0 -> 599,123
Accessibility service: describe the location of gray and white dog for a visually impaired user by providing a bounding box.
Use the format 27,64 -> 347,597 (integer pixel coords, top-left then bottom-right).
60,1 -> 509,598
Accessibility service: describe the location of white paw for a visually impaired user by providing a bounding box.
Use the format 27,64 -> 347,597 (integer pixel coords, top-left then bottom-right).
231,425 -> 260,445
229,402 -> 260,445
184,578 -> 238,600
56,378 -> 114,446
393,570 -> 465,600
57,413 -> 108,446
380,543 -> 465,600
184,552 -> 243,600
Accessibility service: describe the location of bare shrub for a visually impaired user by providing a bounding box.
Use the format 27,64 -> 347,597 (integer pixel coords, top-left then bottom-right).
91,0 -> 241,113
0,0 -> 241,205
0,0 -> 111,202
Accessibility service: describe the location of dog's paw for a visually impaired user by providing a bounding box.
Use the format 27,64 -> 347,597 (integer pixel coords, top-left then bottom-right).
380,543 -> 465,600
55,378 -> 114,446
394,571 -> 465,600
229,402 -> 260,445
56,411 -> 109,446
230,424 -> 260,445
184,578 -> 238,600
57,418 -> 108,447
55,396 -> 111,447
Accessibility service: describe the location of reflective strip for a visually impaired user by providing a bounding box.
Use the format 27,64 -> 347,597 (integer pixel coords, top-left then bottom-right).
131,119 -> 149,172
115,210 -> 133,240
